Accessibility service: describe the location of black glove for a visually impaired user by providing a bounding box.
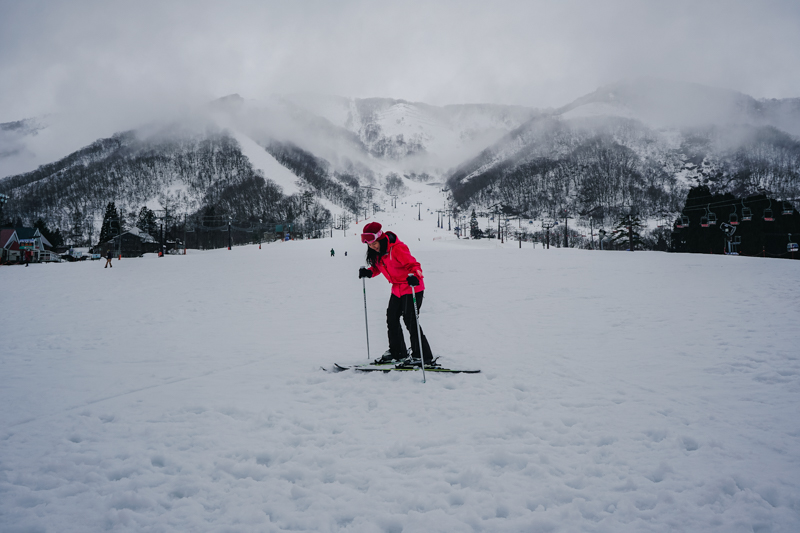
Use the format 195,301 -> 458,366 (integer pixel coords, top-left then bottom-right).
359,267 -> 373,279
407,274 -> 420,287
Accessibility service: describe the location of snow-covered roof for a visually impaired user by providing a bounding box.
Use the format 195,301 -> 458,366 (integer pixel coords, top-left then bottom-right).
124,227 -> 157,243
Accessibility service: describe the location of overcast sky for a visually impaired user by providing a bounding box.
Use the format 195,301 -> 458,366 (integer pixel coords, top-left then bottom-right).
2,0 -> 800,130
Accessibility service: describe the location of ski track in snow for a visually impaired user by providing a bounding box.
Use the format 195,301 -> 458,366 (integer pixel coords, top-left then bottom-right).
1,190 -> 799,532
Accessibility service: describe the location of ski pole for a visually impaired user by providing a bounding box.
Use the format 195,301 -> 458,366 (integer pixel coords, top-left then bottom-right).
410,285 -> 426,383
363,278 -> 371,361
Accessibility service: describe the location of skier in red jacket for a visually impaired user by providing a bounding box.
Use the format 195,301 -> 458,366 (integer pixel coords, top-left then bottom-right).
358,222 -> 435,365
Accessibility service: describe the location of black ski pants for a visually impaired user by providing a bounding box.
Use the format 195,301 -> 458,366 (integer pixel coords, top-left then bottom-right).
387,291 -> 433,363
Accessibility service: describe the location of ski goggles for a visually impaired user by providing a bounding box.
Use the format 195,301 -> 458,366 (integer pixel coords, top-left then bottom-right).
361,230 -> 383,244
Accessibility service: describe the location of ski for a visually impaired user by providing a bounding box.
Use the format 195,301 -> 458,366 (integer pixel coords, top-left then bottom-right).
328,362 -> 480,374
321,361 -> 396,373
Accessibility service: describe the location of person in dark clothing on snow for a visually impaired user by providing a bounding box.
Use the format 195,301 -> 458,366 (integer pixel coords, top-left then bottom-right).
358,222 -> 435,365
105,249 -> 113,268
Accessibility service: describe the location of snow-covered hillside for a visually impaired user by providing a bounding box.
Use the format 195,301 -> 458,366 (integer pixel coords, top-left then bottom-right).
281,94 -> 537,168
2,188 -> 799,532
447,86 -> 800,224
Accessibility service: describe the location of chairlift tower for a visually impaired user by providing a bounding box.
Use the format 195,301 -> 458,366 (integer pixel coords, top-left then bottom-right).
580,206 -> 604,250
542,218 -> 556,249
560,208 -> 572,248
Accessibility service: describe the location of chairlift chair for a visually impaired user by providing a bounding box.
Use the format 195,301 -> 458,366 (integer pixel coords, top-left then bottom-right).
764,199 -> 775,222
707,212 -> 717,225
742,207 -> 752,221
700,216 -> 709,228
783,202 -> 794,216
729,212 -> 739,225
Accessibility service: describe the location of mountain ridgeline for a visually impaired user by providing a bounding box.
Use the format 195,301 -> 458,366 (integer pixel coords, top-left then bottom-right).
446,115 -> 800,225
1,79 -> 799,248
0,123 -> 359,241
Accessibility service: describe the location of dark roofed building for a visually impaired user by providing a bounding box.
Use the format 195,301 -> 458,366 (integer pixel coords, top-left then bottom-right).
101,227 -> 158,258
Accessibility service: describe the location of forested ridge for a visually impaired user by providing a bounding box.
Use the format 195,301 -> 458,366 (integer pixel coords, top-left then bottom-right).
0,125 -> 354,243
447,116 -> 800,226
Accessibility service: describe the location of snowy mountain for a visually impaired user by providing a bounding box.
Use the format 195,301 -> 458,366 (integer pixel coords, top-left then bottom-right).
280,93 -> 538,169
0,94 -> 537,243
447,79 -> 800,226
2,80 -> 799,246
0,115 -> 356,242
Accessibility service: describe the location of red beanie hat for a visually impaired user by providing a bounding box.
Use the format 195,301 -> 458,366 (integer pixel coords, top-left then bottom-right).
363,221 -> 382,234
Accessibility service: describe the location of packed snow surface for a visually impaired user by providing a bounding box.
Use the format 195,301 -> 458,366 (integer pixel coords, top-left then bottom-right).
2,192 -> 799,532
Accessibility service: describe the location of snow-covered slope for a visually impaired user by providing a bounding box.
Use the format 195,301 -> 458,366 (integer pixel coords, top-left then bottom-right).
2,187 -> 799,532
282,93 -> 538,169
230,129 -> 302,196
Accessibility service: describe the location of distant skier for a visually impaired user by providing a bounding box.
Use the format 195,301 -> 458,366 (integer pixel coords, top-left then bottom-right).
358,222 -> 434,365
104,248 -> 113,268
330,248 -> 335,257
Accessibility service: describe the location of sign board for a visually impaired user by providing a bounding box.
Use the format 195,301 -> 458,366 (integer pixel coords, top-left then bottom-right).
788,243 -> 799,253
18,239 -> 35,250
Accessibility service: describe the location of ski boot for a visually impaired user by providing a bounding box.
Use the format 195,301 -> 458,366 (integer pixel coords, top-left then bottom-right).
396,356 -> 440,369
372,350 -> 405,365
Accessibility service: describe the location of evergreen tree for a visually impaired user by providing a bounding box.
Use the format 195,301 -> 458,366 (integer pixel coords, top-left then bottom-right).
33,218 -> 64,248
136,206 -> 158,237
470,209 -> 482,239
609,213 -> 644,250
98,202 -> 120,244
0,194 -> 8,226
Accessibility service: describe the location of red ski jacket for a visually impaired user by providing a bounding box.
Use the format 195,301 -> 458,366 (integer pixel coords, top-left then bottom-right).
367,232 -> 425,297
